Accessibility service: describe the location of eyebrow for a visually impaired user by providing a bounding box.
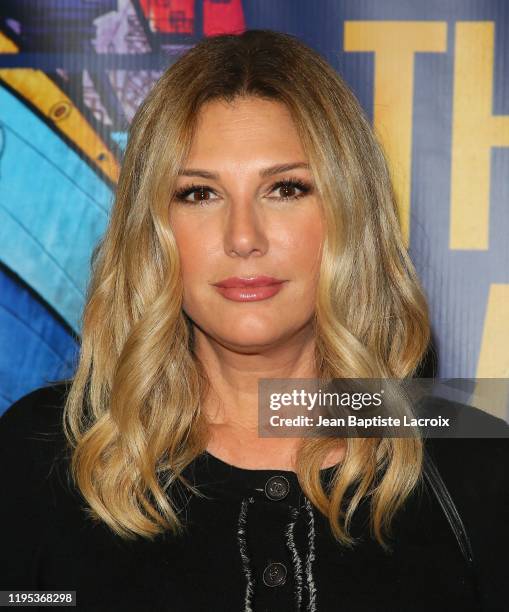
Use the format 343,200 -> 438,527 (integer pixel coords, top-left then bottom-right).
177,162 -> 310,180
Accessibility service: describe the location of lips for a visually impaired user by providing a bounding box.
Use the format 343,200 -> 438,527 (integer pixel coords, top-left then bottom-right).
212,276 -> 287,302
213,276 -> 285,288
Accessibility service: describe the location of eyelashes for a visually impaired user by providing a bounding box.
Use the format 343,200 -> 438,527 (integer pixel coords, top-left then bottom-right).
173,178 -> 313,205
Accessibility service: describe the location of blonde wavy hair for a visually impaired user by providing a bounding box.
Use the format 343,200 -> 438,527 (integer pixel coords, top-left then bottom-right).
63,29 -> 431,550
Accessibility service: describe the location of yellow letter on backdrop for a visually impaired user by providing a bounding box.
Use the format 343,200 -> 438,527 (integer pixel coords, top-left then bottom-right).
344,21 -> 447,246
450,22 -> 509,250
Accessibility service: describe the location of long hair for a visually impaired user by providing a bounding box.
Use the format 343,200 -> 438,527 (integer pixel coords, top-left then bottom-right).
63,29 -> 431,549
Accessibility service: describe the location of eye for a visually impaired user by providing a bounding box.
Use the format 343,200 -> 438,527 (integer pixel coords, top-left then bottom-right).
173,183 -> 219,204
268,179 -> 312,201
173,178 -> 313,205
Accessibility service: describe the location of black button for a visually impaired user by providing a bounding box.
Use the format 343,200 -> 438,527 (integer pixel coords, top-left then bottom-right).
264,475 -> 290,501
262,562 -> 287,587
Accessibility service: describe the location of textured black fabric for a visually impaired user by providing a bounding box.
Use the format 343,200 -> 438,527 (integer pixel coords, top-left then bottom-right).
1,384 -> 508,611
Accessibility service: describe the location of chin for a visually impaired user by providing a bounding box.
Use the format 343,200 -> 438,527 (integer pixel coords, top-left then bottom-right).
218,334 -> 289,354
215,320 -> 305,353
189,307 -> 311,352
219,325 -> 280,347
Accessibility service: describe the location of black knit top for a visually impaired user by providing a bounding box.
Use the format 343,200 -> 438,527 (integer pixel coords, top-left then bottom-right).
1,384 -> 508,611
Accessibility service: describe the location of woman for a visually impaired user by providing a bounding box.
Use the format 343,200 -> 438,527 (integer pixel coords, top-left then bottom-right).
1,29 -> 508,612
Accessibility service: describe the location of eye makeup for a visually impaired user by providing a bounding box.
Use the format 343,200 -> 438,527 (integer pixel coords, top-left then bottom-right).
173,177 -> 313,204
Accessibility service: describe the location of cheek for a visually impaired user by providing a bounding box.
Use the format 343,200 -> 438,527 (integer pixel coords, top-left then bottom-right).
171,224 -> 205,290
281,215 -> 324,276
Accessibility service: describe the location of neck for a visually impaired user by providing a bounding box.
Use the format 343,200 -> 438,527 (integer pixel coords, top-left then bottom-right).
193,322 -> 318,433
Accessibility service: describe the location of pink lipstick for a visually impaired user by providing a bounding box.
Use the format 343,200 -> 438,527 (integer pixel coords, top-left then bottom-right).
212,276 -> 287,302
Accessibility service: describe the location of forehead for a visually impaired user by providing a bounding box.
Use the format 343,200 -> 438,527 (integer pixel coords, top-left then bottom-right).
188,96 -> 306,159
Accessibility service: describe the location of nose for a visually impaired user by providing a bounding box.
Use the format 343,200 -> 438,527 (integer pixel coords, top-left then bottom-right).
223,197 -> 269,258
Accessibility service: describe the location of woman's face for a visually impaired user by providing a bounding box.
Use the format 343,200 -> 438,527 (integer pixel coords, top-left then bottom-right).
169,96 -> 325,352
